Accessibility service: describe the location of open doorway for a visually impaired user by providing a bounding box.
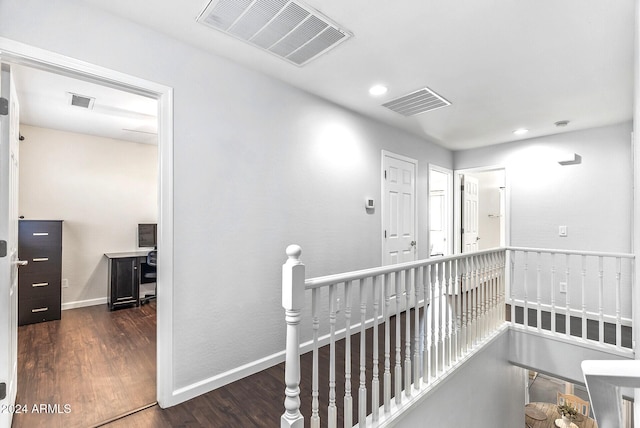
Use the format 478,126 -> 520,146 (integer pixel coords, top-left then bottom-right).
428,164 -> 453,257
454,167 -> 507,253
0,39 -> 174,426
11,64 -> 159,427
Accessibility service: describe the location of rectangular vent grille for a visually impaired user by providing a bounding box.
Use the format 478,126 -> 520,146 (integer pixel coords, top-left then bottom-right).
68,93 -> 95,109
382,87 -> 451,117
197,0 -> 352,66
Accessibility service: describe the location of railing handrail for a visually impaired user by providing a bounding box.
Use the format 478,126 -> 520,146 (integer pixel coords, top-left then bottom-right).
507,246 -> 635,259
304,247 -> 506,289
305,247 -> 634,290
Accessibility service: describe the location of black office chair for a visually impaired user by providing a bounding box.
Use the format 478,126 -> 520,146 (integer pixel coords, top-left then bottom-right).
140,250 -> 157,305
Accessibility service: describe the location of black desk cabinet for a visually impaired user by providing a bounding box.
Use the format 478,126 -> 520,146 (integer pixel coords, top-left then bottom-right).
18,220 -> 63,325
107,256 -> 140,310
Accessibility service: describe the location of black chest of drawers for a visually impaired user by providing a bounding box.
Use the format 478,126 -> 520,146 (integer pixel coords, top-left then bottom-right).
18,220 -> 63,325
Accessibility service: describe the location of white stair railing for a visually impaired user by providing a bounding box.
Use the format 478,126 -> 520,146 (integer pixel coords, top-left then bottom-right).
281,246 -> 506,428
507,247 -> 634,352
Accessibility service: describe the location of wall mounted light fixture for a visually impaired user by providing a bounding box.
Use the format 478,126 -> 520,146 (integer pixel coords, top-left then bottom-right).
558,153 -> 582,166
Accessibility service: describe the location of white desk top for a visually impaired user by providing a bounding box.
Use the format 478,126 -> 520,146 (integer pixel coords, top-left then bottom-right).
104,250 -> 152,259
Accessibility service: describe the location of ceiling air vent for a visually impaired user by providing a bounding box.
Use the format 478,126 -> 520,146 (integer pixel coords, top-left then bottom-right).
196,0 -> 353,66
67,93 -> 95,109
382,87 -> 451,117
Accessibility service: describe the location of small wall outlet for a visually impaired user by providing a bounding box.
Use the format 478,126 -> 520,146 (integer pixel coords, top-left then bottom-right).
559,282 -> 567,293
62,278 -> 69,288
559,225 -> 568,237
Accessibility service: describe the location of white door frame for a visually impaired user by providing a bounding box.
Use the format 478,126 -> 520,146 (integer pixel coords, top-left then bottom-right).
381,150 -> 418,265
453,165 -> 509,254
428,164 -> 453,257
0,38 -> 175,407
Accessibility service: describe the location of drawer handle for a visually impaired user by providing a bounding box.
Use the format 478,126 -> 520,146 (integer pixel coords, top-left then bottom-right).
33,232 -> 49,236
32,258 -> 49,262
32,282 -> 49,288
31,307 -> 48,313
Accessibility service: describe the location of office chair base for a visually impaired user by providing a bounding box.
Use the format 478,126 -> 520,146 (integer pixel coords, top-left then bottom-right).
140,294 -> 156,305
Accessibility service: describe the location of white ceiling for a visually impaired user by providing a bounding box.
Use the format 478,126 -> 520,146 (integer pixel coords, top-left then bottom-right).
12,65 -> 158,145
16,0 -> 637,150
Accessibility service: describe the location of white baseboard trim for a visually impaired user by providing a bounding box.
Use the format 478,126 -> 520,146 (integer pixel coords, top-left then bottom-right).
170,348 -> 287,406
169,315 -> 385,406
62,297 -> 107,310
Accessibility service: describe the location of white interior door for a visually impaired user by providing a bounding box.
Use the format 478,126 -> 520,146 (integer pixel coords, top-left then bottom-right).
0,64 -> 21,428
461,174 -> 479,252
382,152 -> 417,265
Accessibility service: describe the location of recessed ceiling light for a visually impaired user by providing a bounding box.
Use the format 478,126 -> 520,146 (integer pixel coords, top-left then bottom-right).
513,128 -> 529,136
369,85 -> 388,96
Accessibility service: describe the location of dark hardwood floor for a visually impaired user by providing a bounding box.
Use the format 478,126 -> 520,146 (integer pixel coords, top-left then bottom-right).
13,303 -> 417,427
102,312 -> 416,428
12,302 -> 156,428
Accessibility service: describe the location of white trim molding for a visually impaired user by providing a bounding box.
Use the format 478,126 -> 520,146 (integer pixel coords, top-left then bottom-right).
0,37 -> 176,408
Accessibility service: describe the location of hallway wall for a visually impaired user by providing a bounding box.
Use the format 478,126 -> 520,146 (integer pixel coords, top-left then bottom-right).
0,0 -> 452,404
454,122 -> 633,253
18,125 -> 158,307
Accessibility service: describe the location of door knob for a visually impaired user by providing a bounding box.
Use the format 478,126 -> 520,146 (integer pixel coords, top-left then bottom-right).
16,260 -> 28,267
410,241 -> 416,247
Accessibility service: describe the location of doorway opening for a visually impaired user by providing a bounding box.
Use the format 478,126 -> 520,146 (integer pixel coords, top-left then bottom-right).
454,167 -> 507,254
428,165 -> 452,257
0,38 -> 174,422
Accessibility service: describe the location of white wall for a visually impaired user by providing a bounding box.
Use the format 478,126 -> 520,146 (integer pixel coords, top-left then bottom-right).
18,125 -> 158,306
396,331 -> 525,428
455,122 -> 633,253
0,0 -> 453,400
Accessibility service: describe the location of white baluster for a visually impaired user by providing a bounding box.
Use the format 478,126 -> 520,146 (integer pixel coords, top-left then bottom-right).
470,255 -> 477,347
480,254 -> 486,336
437,262 -> 445,371
311,288 -> 320,428
394,271 -> 402,404
598,257 -> 604,345
383,274 -> 391,414
372,275 -> 381,422
492,252 -> 499,329
550,253 -> 556,334
461,257 -> 468,355
451,259 -> 459,362
444,260 -> 451,368
616,257 -> 622,348
430,264 -> 437,377
404,269 -> 412,398
344,281 -> 353,428
413,267 -> 421,391
523,251 -> 529,330
490,253 -> 496,331
281,245 -> 305,428
536,251 -> 542,332
510,251 -> 516,327
581,255 -> 587,340
564,254 -> 571,339
422,266 -> 430,384
498,250 -> 504,324
358,280 -> 367,428
328,283 -> 337,428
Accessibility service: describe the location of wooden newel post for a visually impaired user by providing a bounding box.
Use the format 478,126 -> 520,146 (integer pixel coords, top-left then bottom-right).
281,245 -> 305,428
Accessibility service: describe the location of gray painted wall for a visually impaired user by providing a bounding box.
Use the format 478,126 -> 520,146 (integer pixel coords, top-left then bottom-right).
455,122 -> 633,253
0,0 -> 452,397
394,331 -> 526,428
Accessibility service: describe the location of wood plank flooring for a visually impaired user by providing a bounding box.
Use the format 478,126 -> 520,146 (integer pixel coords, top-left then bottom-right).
12,302 -> 156,428
102,312 -> 414,428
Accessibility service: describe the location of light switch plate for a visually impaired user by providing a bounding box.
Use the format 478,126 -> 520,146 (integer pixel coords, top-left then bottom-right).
559,225 -> 568,237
